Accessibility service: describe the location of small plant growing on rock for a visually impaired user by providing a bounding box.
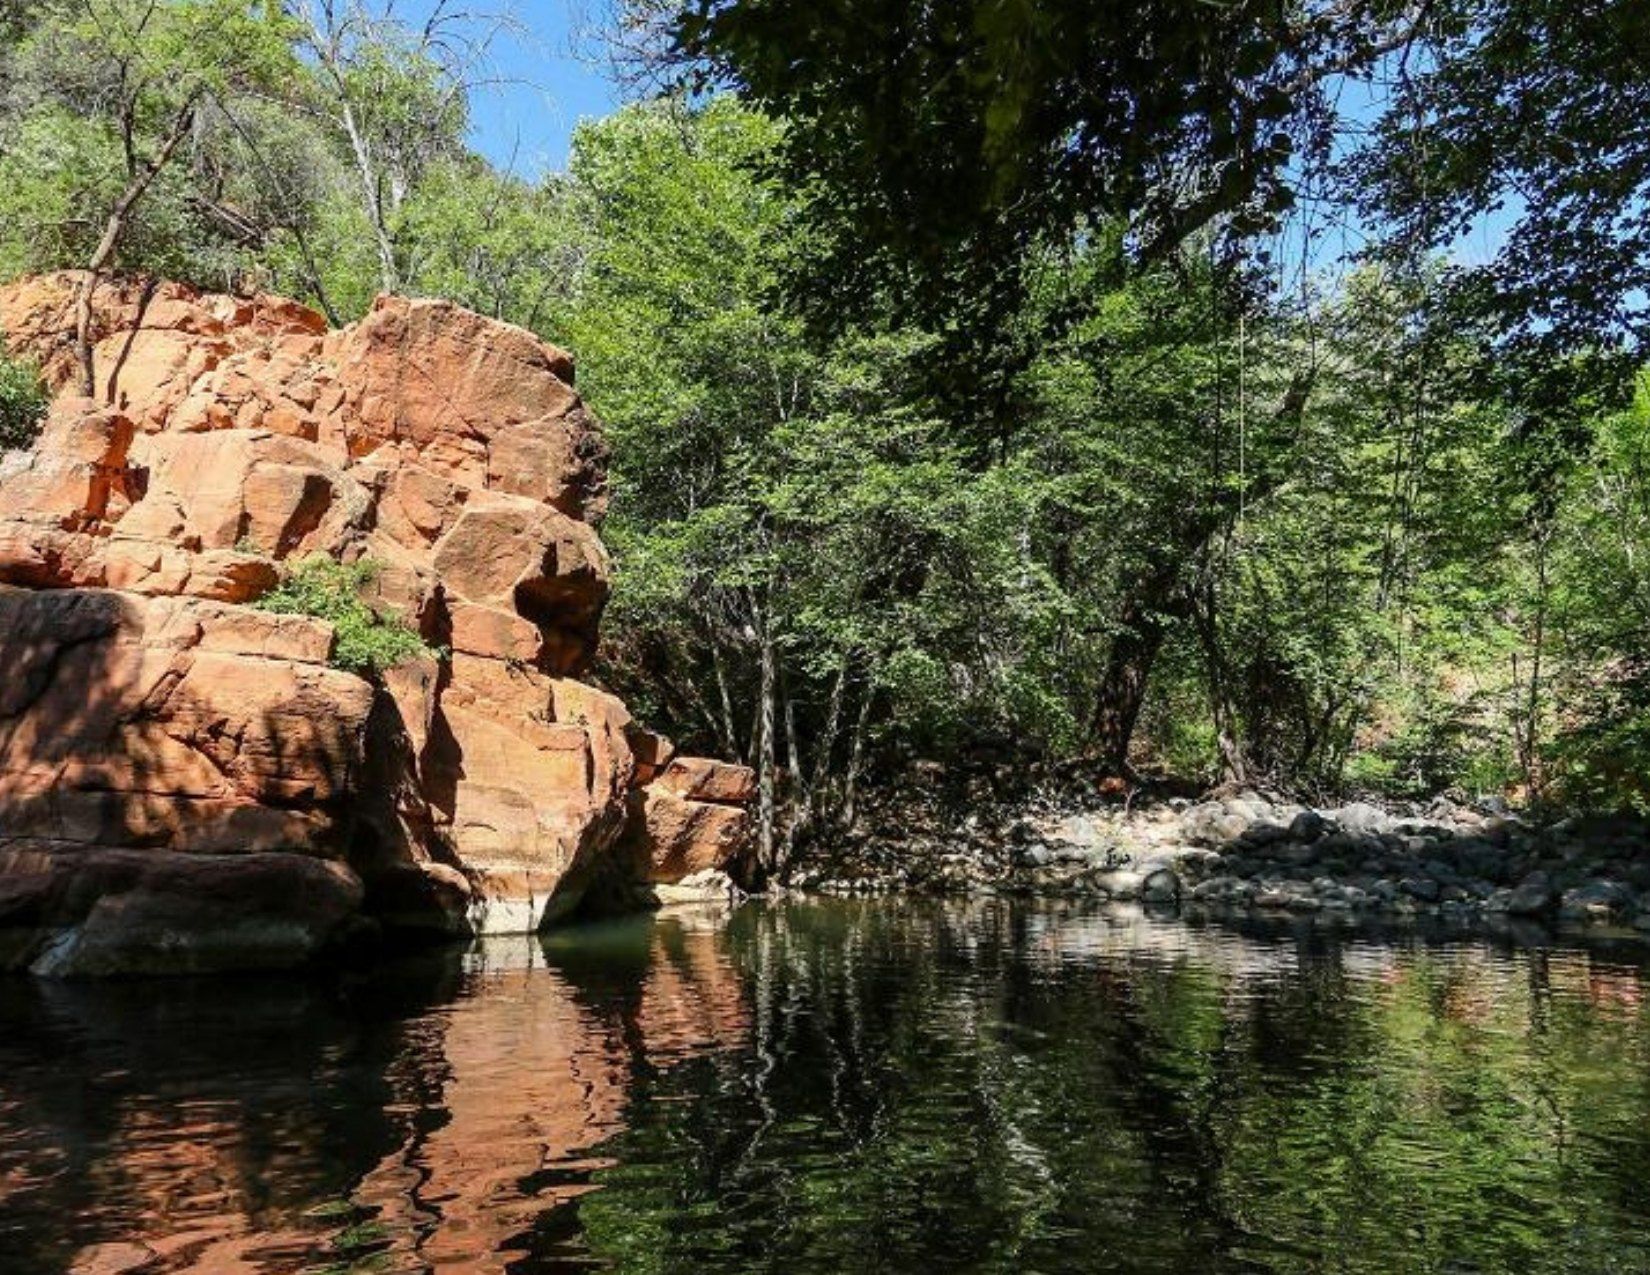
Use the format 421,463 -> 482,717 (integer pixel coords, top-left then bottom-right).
0,348 -> 48,451
256,555 -> 434,676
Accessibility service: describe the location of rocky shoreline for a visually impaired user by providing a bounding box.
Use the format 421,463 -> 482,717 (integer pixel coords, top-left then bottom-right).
792,787 -> 1650,939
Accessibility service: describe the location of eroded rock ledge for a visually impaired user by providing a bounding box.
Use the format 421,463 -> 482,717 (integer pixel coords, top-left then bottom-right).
0,271 -> 752,974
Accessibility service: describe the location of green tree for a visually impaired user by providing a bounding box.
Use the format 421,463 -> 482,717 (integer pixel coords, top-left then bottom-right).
1355,0 -> 1650,361
0,349 -> 50,450
660,0 -> 1418,372
562,99 -> 937,869
0,0 -> 300,390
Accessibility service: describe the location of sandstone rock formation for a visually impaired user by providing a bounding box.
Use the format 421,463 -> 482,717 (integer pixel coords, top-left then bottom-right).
0,271 -> 752,974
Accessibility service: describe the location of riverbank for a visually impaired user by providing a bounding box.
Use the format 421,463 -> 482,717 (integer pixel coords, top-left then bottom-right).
791,782 -> 1650,937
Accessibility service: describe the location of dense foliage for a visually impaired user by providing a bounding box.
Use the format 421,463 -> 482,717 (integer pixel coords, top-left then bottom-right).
2,0 -> 1646,860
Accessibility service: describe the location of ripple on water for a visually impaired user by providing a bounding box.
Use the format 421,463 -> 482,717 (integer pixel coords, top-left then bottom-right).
2,899 -> 1650,1273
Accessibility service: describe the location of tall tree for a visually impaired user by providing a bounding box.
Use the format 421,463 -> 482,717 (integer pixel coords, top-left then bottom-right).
8,0 -> 299,393
287,0 -> 502,295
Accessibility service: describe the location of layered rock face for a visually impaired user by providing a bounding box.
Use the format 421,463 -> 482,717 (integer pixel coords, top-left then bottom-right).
0,272 -> 751,974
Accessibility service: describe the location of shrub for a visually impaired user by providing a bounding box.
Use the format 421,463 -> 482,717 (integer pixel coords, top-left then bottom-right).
255,555 -> 434,676
0,348 -> 48,451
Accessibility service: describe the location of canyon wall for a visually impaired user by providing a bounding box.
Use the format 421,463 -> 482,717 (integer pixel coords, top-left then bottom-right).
0,272 -> 751,975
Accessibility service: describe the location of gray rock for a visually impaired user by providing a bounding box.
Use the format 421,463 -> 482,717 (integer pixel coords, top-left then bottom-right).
1289,809 -> 1329,842
1139,867 -> 1181,904
1335,802 -> 1392,835
1559,880 -> 1636,921
1506,874 -> 1555,917
1182,802 -> 1250,846
1240,821 -> 1292,848
1400,876 -> 1440,902
1226,794 -> 1276,822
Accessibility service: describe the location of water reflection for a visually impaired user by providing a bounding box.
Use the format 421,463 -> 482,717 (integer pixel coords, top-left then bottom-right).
3,900 -> 1650,1273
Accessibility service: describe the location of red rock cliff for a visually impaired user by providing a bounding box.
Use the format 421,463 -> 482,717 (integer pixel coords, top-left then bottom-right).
0,272 -> 751,974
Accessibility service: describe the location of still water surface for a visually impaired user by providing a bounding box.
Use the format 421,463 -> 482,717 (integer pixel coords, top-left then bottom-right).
4,899 -> 1650,1273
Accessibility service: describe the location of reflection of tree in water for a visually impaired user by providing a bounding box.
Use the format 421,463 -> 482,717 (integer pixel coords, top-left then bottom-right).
572,900 -> 1650,1275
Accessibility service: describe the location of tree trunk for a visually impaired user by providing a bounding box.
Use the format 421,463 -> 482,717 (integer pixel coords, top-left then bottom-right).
710,640 -> 740,761
339,97 -> 400,294
756,614 -> 778,875
1091,597 -> 1169,775
1085,368 -> 1317,773
779,670 -> 804,863
1516,527 -> 1552,797
840,675 -> 875,832
808,656 -> 849,813
1190,573 -> 1248,785
75,97 -> 200,397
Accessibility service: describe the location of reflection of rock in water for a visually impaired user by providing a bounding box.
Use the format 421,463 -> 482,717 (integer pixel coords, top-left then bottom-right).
348,957 -> 630,1271
0,973 -> 431,1273
23,900 -> 1650,1275
0,912 -> 750,1274
346,916 -> 751,1272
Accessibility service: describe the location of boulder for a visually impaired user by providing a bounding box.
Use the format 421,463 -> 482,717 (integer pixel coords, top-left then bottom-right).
1181,801 -> 1249,846
0,589 -> 368,854
0,272 -> 752,972
1138,862 -> 1181,904
652,756 -> 759,805
1559,880 -> 1636,921
0,845 -> 364,975
325,294 -> 606,518
1506,873 -> 1556,917
1333,802 -> 1392,835
621,787 -> 752,882
1289,809 -> 1328,842
654,867 -> 742,905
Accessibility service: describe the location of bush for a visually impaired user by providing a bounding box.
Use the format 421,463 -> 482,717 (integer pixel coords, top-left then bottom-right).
255,555 -> 434,676
0,348 -> 48,451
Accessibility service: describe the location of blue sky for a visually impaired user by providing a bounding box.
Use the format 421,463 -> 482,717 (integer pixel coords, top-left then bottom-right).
463,0 -> 625,174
